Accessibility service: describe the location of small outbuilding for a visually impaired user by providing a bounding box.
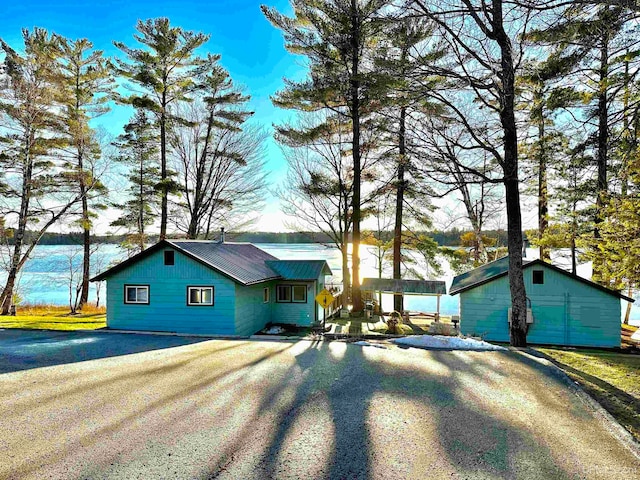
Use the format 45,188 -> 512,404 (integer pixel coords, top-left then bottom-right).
361,278 -> 447,318
449,257 -> 634,348
91,239 -> 332,336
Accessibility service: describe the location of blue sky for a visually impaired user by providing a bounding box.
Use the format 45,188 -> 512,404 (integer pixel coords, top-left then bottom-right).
1,0 -> 302,232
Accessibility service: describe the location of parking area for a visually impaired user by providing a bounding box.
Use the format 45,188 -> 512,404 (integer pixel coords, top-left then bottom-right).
0,330 -> 638,479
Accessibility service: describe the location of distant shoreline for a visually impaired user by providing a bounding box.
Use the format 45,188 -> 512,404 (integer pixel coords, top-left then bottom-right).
2,229 -> 510,247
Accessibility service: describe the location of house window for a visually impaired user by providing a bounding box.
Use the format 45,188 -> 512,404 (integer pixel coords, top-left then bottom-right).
292,285 -> 307,303
164,250 -> 174,265
533,270 -> 544,284
188,286 -> 214,306
263,287 -> 270,303
125,285 -> 149,304
276,285 -> 307,303
277,285 -> 291,302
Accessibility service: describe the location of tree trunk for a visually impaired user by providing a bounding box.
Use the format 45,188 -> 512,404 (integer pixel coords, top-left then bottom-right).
350,0 -> 363,313
0,132 -> 33,315
535,88 -> 549,262
159,89 -> 168,240
494,0 -> 527,347
623,285 -> 632,324
78,160 -> 90,309
341,238 -> 351,301
593,24 -> 609,280
393,106 -> 406,313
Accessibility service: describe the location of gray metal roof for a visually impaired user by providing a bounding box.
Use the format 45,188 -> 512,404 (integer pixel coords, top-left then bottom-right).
170,241 -> 281,285
266,260 -> 332,280
91,239 -> 333,286
361,278 -> 447,295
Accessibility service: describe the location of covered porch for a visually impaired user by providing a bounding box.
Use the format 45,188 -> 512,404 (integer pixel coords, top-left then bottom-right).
361,277 -> 449,323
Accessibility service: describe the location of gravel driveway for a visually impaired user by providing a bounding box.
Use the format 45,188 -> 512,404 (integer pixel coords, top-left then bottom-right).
0,330 -> 638,479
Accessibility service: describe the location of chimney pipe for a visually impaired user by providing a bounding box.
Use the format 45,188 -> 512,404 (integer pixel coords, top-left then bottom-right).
220,227 -> 225,243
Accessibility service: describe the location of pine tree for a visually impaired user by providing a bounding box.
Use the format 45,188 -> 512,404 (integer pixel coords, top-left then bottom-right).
263,0 -> 390,312
374,15 -> 444,311
525,4 -> 638,279
111,111 -> 160,255
112,18 -> 209,240
0,29 -> 76,315
518,50 -> 583,262
54,36 -> 114,309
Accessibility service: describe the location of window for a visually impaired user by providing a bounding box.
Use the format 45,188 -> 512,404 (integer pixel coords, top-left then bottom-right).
164,250 -> 174,265
292,285 -> 307,303
277,285 -> 291,302
276,285 -> 307,303
188,286 -> 214,306
532,270 -> 544,284
125,285 -> 149,304
263,287 -> 270,303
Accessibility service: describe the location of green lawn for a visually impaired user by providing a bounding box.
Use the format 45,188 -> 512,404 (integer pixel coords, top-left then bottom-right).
0,312 -> 106,331
536,347 -> 640,441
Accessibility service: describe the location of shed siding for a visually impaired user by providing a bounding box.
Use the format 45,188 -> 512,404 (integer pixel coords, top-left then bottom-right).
234,282 -> 275,336
272,281 -> 315,326
106,248 -> 237,334
460,264 -> 621,347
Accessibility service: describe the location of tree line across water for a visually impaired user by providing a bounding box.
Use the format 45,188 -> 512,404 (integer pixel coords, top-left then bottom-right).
2,2 -> 640,347
2,229 -> 512,247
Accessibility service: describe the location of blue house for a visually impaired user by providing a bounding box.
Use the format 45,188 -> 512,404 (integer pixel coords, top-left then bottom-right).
450,257 -> 634,348
91,240 -> 332,336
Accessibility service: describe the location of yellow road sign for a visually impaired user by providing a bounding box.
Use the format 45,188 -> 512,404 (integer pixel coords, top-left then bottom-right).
315,289 -> 334,309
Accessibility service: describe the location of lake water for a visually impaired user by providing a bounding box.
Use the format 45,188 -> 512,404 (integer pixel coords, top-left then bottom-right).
1,243 -> 638,325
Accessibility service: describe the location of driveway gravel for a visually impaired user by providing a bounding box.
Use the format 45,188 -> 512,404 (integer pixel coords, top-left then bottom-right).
0,330 -> 638,479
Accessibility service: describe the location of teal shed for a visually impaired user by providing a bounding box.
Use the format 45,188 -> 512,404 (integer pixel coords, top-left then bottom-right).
450,257 -> 634,348
91,240 -> 332,336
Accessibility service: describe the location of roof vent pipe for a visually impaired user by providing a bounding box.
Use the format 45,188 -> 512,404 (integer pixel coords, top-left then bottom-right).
219,227 -> 225,243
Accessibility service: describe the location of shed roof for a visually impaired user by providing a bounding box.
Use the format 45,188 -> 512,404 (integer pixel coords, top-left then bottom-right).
449,257 -> 634,302
91,240 -> 331,286
266,260 -> 332,280
361,278 -> 447,295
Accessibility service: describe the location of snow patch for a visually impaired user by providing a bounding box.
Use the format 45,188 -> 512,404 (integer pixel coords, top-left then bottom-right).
263,326 -> 286,335
394,335 -> 507,351
353,340 -> 388,349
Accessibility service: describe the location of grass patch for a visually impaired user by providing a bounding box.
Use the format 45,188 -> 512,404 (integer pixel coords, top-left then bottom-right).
0,304 -> 106,331
371,323 -> 414,335
536,347 -> 640,441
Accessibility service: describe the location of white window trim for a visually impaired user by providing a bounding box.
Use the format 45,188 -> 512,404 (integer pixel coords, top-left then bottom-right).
263,287 -> 270,303
187,286 -> 214,306
124,285 -> 149,304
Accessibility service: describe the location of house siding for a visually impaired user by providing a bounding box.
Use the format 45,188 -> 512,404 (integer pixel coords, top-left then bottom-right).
272,281 -> 316,326
106,248 -> 237,334
459,264 -> 621,348
234,281 -> 275,336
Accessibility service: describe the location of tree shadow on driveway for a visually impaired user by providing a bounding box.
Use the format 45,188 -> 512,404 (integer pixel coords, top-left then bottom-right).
203,342 -> 596,479
0,329 -> 213,374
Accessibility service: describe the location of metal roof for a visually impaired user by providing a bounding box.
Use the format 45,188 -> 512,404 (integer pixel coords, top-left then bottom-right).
361,278 -> 447,295
91,239 -> 332,286
266,260 -> 332,280
170,241 -> 281,285
449,257 -> 635,302
449,256 -> 518,295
